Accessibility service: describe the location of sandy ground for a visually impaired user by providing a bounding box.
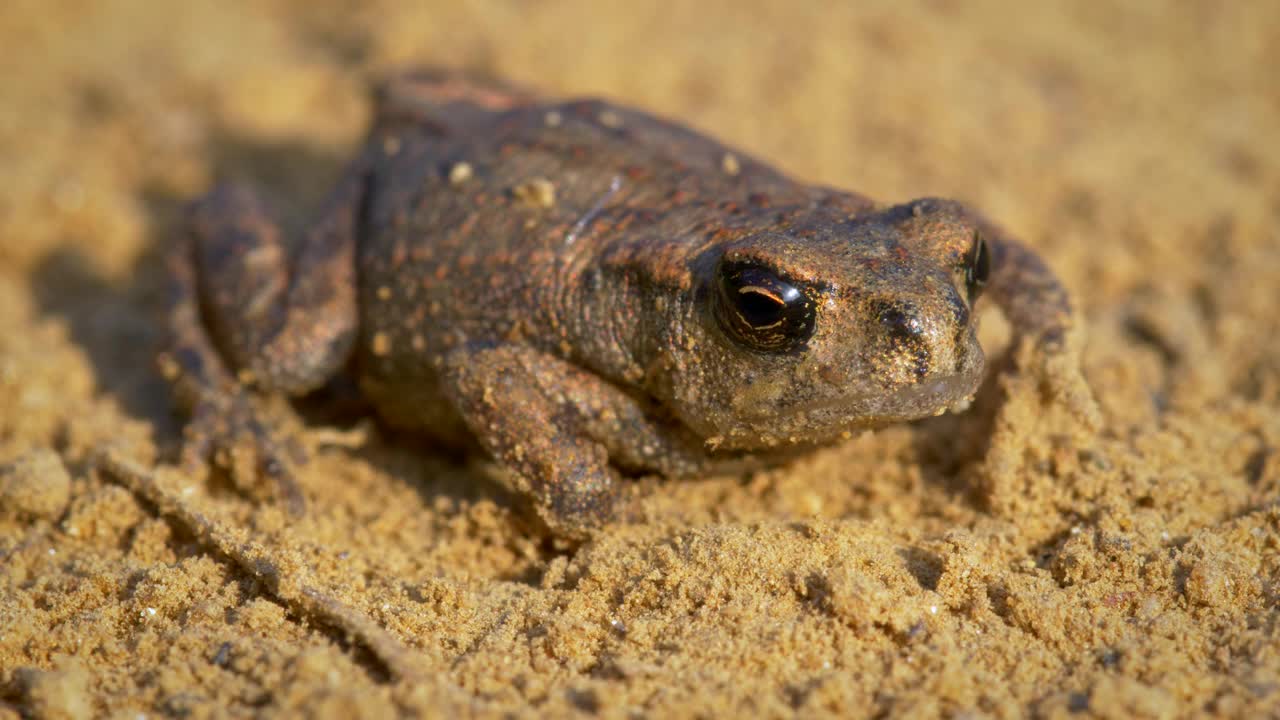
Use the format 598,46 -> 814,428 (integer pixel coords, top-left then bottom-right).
1,1 -> 1278,717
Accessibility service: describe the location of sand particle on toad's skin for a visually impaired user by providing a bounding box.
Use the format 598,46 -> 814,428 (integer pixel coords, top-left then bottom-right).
721,152 -> 740,176
448,162 -> 473,186
513,178 -> 556,208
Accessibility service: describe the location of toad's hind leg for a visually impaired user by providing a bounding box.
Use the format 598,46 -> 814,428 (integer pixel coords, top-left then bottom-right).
163,164 -> 366,511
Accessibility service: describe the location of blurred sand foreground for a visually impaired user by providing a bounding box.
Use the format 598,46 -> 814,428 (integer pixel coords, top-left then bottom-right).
1,1 -> 1278,717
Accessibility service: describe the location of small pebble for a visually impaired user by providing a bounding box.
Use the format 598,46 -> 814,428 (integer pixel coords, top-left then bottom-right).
15,663 -> 92,720
0,448 -> 71,520
1184,561 -> 1234,607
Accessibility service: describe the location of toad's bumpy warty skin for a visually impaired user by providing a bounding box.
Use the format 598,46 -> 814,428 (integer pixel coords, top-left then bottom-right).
162,71 -> 1096,536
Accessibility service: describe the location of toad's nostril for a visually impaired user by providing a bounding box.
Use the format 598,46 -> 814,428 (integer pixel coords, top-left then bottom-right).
877,302 -> 924,342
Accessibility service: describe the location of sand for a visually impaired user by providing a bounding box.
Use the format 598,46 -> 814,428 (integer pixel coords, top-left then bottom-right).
1,1 -> 1277,717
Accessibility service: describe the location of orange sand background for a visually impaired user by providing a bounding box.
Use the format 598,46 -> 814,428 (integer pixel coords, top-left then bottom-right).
1,1 -> 1278,717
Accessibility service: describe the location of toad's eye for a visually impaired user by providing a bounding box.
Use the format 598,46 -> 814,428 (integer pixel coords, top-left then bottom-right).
714,260 -> 816,353
965,231 -> 990,303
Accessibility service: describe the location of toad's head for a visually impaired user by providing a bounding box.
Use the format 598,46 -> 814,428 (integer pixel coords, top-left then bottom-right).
656,197 -> 989,450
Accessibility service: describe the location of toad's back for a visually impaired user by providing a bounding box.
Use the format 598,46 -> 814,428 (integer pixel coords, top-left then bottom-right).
356,89 -> 834,305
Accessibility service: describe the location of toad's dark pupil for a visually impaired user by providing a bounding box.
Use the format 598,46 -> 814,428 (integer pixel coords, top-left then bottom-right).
965,232 -> 990,303
736,287 -> 788,327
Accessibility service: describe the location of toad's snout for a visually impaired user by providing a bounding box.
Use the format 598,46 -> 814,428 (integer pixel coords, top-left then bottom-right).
867,292 -> 978,387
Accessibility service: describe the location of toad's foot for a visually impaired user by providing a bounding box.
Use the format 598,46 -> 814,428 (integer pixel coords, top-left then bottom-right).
161,352 -> 307,514
439,344 -> 625,538
1029,326 -> 1101,431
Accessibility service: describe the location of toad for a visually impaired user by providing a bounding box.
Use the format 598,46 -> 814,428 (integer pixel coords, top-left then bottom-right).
163,71 -> 1096,536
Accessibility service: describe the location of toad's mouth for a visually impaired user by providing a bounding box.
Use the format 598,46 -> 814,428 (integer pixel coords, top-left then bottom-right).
740,371 -> 983,430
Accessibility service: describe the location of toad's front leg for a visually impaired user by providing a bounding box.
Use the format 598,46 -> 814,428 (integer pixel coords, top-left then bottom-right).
439,344 -> 714,537
976,216 -> 1101,429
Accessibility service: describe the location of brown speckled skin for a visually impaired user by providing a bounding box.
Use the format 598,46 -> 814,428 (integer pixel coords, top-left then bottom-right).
164,71 -> 1088,536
